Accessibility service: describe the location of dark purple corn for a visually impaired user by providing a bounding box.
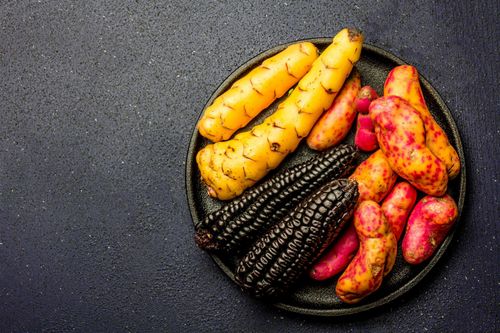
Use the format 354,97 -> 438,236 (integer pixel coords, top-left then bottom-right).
234,179 -> 359,299
195,144 -> 358,252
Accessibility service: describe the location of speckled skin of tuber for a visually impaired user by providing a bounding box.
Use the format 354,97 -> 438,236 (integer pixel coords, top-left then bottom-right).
349,149 -> 397,203
370,96 -> 448,196
198,42 -> 318,142
197,28 -> 364,200
335,200 -> 397,304
384,65 -> 460,179
307,69 -> 361,151
402,194 -> 458,265
381,181 -> 418,241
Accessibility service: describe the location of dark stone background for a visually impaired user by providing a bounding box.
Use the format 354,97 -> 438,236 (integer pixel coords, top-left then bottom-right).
0,1 -> 498,332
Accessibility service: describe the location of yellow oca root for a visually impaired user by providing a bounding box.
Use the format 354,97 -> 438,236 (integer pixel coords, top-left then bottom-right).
197,28 -> 364,200
198,42 -> 319,142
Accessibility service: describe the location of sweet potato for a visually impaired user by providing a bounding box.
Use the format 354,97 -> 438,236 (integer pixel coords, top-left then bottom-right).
307,69 -> 361,150
381,181 -> 418,241
309,222 -> 359,281
336,201 -> 397,304
402,194 -> 458,264
349,149 -> 397,203
197,28 -> 364,200
354,113 -> 378,152
384,65 -> 460,179
370,96 -> 448,196
198,42 -> 319,142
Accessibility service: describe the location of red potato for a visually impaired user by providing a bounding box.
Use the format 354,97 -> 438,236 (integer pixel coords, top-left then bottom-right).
309,222 -> 359,281
370,96 -> 448,196
336,201 -> 397,304
354,113 -> 378,152
381,182 -> 418,241
402,194 -> 459,264
307,70 -> 361,151
349,149 -> 398,203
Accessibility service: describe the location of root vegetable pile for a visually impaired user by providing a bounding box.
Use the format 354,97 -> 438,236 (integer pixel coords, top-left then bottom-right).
193,27 -> 462,305
196,28 -> 364,200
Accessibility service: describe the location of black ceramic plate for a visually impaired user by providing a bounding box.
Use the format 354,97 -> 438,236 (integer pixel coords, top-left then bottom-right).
185,38 -> 466,316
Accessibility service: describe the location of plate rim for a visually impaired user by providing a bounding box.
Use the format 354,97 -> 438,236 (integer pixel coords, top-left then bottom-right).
185,39 -> 466,317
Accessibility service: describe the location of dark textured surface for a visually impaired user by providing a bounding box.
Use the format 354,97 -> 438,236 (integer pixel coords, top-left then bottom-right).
0,1 -> 498,332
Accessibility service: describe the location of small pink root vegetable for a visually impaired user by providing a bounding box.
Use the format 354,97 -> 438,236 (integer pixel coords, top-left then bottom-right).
309,222 -> 359,281
354,113 -> 378,152
355,85 -> 379,114
381,182 -> 418,241
402,194 -> 459,264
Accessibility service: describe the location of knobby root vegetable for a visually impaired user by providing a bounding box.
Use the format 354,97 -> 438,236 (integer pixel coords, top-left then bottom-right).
309,222 -> 359,281
307,69 -> 361,151
370,96 -> 448,196
384,65 -> 460,179
197,28 -> 364,200
329,150 -> 396,282
354,113 -> 378,152
402,194 -> 458,264
336,200 -> 397,304
349,149 -> 397,203
198,42 -> 319,142
381,181 -> 417,241
355,85 -> 379,114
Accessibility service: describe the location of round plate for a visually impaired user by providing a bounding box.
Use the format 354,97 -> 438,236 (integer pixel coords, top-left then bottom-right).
185,38 -> 466,316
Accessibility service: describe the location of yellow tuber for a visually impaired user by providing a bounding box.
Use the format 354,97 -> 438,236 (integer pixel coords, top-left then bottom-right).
198,42 -> 319,142
197,28 -> 364,200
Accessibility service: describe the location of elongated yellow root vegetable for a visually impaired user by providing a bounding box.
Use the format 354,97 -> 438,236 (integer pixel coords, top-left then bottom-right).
197,28 -> 364,200
198,42 -> 319,142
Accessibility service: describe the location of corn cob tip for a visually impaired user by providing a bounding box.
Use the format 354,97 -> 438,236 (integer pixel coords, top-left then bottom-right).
195,228 -> 216,250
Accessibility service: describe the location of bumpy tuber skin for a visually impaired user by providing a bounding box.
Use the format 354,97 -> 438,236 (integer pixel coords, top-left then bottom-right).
309,222 -> 359,281
370,96 -> 448,196
354,113 -> 378,152
197,28 -> 364,200
381,182 -> 418,241
198,42 -> 319,142
329,150 -> 396,282
336,201 -> 397,304
307,69 -> 361,151
349,149 -> 397,203
355,85 -> 379,114
402,194 -> 458,264
384,65 -> 460,179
